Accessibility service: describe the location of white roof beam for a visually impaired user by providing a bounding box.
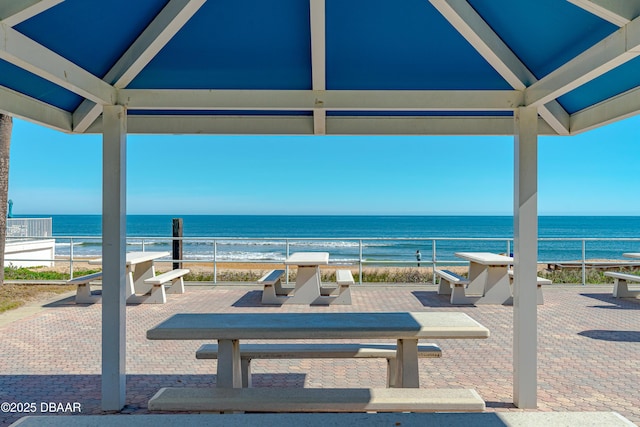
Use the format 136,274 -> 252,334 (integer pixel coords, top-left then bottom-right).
525,16 -> 640,108
567,0 -> 640,27
0,22 -> 116,105
429,0 -> 570,135
326,116 -> 556,136
0,85 -> 71,132
118,89 -> 524,111
85,114 -> 557,136
309,0 -> 326,135
72,0 -> 206,133
570,86 -> 640,133
0,0 -> 62,27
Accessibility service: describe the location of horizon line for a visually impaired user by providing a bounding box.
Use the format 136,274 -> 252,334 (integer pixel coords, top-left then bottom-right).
9,213 -> 640,217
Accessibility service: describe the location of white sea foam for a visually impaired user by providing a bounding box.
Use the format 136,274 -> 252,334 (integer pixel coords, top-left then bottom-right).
127,240 -> 160,246
212,240 -> 389,249
55,241 -> 95,247
184,251 -> 285,261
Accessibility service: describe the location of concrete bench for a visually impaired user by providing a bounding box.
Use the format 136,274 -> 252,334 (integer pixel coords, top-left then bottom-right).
148,386 -> 485,413
260,269 -> 292,304
434,270 -> 472,304
138,268 -> 190,304
68,272 -> 103,304
507,269 -> 548,305
317,270 -> 354,304
196,342 -> 441,388
325,269 -> 354,304
604,271 -> 640,298
435,269 -> 468,294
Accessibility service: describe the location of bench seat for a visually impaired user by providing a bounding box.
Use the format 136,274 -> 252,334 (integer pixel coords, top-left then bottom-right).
323,269 -> 354,304
68,272 -> 103,304
435,270 -> 468,293
434,270 -> 472,304
138,268 -> 190,304
196,342 -> 441,388
604,271 -> 640,298
507,270 -> 547,305
148,387 -> 485,413
507,269 -> 551,285
336,269 -> 355,284
260,269 -> 293,304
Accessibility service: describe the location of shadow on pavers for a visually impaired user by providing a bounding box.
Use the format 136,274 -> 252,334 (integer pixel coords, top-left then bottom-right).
578,330 -> 640,342
580,293 -> 640,310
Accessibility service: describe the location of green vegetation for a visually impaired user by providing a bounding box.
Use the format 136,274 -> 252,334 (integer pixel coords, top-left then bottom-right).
184,270 -> 261,282
539,267 -> 640,285
7,265 -> 640,286
184,268 -> 434,283
332,269 -> 432,283
3,266 -> 100,281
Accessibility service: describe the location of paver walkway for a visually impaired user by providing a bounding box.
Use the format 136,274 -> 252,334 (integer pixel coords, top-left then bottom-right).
0,283 -> 638,425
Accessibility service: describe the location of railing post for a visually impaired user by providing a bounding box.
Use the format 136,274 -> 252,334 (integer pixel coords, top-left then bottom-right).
582,239 -> 586,285
172,218 -> 183,270
213,240 -> 217,284
285,239 -> 290,285
69,237 -> 74,279
359,240 -> 363,285
431,240 -> 437,285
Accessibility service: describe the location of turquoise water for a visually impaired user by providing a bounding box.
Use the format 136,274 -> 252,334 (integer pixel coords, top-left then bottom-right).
19,215 -> 640,263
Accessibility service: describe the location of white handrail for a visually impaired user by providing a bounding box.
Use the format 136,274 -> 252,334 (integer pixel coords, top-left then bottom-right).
7,235 -> 640,285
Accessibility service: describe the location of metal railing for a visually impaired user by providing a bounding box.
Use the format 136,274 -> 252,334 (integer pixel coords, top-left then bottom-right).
6,235 -> 640,284
6,218 -> 52,238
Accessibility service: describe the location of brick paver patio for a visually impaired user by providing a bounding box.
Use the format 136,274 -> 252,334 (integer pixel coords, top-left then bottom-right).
0,283 -> 638,425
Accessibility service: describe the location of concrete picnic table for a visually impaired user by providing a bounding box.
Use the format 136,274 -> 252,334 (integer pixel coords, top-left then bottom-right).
147,311 -> 490,389
283,251 -> 331,304
89,251 -> 170,299
454,252 -> 513,305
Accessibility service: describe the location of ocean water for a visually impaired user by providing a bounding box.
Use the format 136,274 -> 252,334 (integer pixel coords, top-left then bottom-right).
32,215 -> 640,264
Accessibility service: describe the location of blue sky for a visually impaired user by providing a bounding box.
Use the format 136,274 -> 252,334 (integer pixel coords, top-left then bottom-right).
7,115 -> 640,216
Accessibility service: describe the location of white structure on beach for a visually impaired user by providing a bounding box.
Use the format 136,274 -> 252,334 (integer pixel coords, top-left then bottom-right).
1,0 -> 639,413
5,218 -> 54,267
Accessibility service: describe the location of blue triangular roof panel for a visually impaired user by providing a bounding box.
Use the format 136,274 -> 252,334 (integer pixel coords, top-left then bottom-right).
129,0 -> 312,90
468,0 -> 618,80
326,0 -> 512,90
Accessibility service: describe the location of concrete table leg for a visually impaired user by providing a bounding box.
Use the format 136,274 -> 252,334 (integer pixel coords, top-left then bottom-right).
466,262 -> 487,295
131,260 -> 156,294
477,266 -> 511,304
393,338 -> 420,388
216,339 -> 242,389
286,266 -> 322,304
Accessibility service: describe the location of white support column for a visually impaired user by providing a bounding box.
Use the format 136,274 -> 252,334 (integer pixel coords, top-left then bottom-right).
101,105 -> 127,411
513,107 -> 538,408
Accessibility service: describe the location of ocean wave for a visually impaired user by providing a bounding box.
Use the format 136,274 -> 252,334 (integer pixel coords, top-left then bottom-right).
289,241 -> 360,248
193,251 -> 285,261
211,240 -> 393,249
55,238 -> 396,250
127,240 -> 160,246
55,241 -> 100,247
181,252 -> 359,263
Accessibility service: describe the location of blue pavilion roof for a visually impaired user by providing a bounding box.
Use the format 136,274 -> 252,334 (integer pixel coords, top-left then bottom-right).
0,0 -> 639,136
